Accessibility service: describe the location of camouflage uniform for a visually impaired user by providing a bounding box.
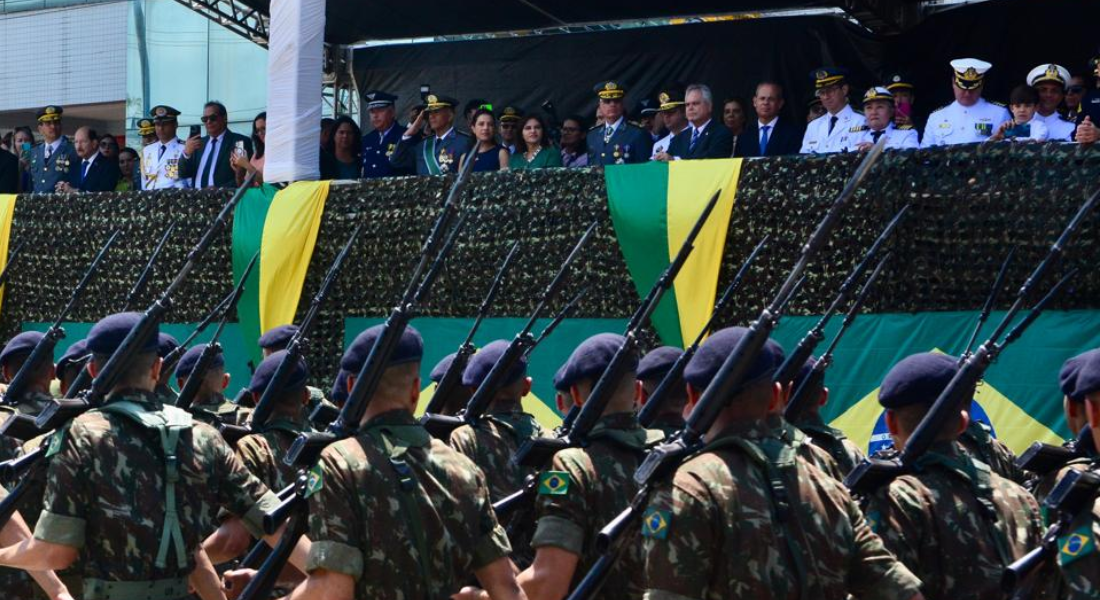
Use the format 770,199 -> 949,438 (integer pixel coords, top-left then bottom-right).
0,484 -> 37,600
1032,458 -> 1092,515
862,441 -> 1043,600
643,420 -> 921,600
1057,495 -> 1100,599
647,413 -> 684,441
306,410 -> 511,599
190,394 -> 248,428
236,417 -> 309,493
448,409 -> 543,501
960,420 -> 1028,484
768,414 -> 845,481
34,390 -> 278,596
794,412 -> 866,476
532,412 -> 655,600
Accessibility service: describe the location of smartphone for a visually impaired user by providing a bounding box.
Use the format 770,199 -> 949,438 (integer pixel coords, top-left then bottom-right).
234,140 -> 246,158
1005,123 -> 1031,139
20,142 -> 31,162
189,125 -> 201,138
896,101 -> 911,119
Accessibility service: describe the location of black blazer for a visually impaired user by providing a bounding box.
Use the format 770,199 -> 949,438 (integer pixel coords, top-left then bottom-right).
76,156 -> 120,192
667,120 -> 734,159
0,151 -> 17,194
734,117 -> 804,157
179,130 -> 252,188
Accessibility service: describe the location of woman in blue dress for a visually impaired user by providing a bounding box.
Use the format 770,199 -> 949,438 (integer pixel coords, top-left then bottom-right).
462,108 -> 510,172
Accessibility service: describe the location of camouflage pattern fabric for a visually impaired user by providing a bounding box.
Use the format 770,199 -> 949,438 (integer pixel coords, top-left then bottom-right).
642,419 -> 921,600
862,441 -> 1044,600
0,484 -> 37,599
305,409 -> 511,599
768,414 -> 845,481
795,413 -> 866,476
960,420 -> 1028,484
34,390 -> 277,582
532,412 -> 653,600
236,417 -> 309,493
1032,458 -> 1092,517
1057,495 -> 1100,600
647,413 -> 684,441
448,409 -> 543,501
190,394 -> 248,428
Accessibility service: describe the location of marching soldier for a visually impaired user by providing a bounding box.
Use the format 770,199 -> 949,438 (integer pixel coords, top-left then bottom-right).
958,410 -> 1028,484
235,350 -> 312,492
290,324 -> 523,599
55,339 -> 89,397
788,357 -> 866,476
429,352 -> 472,416
28,105 -> 80,194
155,332 -> 180,403
0,332 -> 56,416
771,361 -> 846,481
852,87 -> 919,151
173,344 -> 246,427
642,327 -> 924,600
391,93 -> 473,176
586,81 -> 652,166
922,59 -> 1010,147
360,91 -> 409,178
1056,351 -> 1100,597
634,346 -> 686,438
256,325 -> 332,422
801,67 -> 865,154
141,105 -> 191,190
519,333 -> 659,600
861,352 -> 1044,600
1028,350 -> 1097,505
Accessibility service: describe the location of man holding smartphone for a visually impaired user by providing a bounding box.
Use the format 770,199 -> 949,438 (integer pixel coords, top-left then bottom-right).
179,101 -> 252,188
141,105 -> 191,190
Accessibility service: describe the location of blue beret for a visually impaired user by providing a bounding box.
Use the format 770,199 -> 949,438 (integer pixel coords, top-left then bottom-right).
258,324 -> 299,350
174,344 -> 225,379
331,369 -> 350,404
793,356 -> 822,390
553,363 -> 569,393
683,327 -> 784,393
1075,350 -> 1100,399
340,324 -> 424,374
1060,350 -> 1099,403
462,340 -> 526,388
56,339 -> 89,373
878,352 -> 958,409
430,353 -> 456,384
557,333 -> 634,390
157,333 -> 180,359
249,350 -> 309,394
87,312 -> 158,355
637,346 -> 683,382
0,331 -> 44,366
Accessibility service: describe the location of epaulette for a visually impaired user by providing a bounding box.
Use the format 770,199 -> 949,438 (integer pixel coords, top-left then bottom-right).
588,124 -> 602,131
897,124 -> 914,130
928,103 -> 951,114
991,100 -> 1007,107
849,124 -> 869,133
454,130 -> 472,138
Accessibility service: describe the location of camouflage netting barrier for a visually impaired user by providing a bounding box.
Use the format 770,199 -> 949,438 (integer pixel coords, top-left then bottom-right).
4,143 -> 1099,385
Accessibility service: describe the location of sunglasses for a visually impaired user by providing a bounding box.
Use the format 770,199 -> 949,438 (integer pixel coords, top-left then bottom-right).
200,115 -> 221,123
1067,85 -> 1085,94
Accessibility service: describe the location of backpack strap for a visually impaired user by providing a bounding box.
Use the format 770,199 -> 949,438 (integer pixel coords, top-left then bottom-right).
96,401 -> 192,570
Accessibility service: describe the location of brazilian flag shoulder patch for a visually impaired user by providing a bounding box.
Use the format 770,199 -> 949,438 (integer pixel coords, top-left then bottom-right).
537,471 -> 570,496
303,463 -> 324,499
641,508 -> 671,540
1058,523 -> 1096,566
865,509 -> 883,534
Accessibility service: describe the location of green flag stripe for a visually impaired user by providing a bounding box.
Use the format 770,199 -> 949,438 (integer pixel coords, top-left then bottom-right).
232,185 -> 278,366
604,163 -> 684,347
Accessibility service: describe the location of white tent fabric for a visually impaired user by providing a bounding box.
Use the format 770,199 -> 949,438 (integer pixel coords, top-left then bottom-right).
264,0 -> 324,183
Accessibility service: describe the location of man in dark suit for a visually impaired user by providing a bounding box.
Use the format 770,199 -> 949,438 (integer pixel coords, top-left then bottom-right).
180,101 -> 252,188
0,150 -> 17,194
28,105 -> 80,193
55,127 -> 119,193
659,84 -> 733,161
735,81 -> 804,157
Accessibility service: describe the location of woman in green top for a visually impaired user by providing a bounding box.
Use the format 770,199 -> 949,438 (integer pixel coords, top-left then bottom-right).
509,114 -> 562,171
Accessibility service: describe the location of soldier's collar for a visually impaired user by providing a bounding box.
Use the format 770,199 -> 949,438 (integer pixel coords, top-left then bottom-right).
707,419 -> 774,444
362,409 -> 431,448
592,411 -> 641,432
104,388 -> 162,408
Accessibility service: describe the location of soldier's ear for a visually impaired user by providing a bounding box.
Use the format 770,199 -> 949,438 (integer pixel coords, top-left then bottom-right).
220,372 -> 230,392
956,410 -> 970,438
522,376 -> 532,397
634,380 -> 646,406
819,387 -> 829,407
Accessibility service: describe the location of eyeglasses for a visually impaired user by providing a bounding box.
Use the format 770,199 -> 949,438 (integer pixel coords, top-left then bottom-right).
200,115 -> 221,123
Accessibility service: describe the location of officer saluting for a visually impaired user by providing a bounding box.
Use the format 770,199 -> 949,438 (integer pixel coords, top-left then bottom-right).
587,81 -> 652,166
800,67 -> 865,154
922,58 -> 1010,147
390,93 -> 473,176
28,105 -> 80,193
141,105 -> 191,190
360,91 -> 409,178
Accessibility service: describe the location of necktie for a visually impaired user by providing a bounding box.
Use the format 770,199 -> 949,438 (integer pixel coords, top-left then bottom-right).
871,130 -> 883,143
828,115 -> 838,135
604,125 -> 614,143
159,144 -> 167,159
200,137 -> 219,187
44,145 -> 51,160
759,125 -> 771,154
81,159 -> 90,183
689,127 -> 701,152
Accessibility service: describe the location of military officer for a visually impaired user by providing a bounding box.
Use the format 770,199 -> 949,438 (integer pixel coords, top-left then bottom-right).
141,105 -> 191,190
499,106 -> 523,154
448,340 -> 544,501
861,352 -> 1043,600
28,105 -> 80,193
360,91 -> 409,178
634,346 -> 686,438
1056,351 -> 1100,597
885,72 -> 921,134
787,357 -> 866,476
1027,63 -> 1077,142
1026,350 -> 1097,507
586,81 -> 653,166
0,331 -> 56,416
800,67 -> 865,154
650,87 -> 688,159
642,327 -> 924,600
235,350 -> 312,493
519,333 -> 658,600
137,118 -> 157,147
391,93 -> 473,176
852,87 -> 919,151
173,344 -> 246,427
921,58 -> 1010,147
290,323 -> 521,599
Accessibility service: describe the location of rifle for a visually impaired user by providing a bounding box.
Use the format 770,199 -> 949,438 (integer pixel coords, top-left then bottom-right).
1,229 -> 121,409
235,151 -> 477,600
123,221 -> 176,311
772,203 -> 909,388
248,223 -> 364,431
530,286 -> 588,352
563,137 -> 890,600
419,223 -> 596,441
175,251 -> 258,412
421,241 -> 521,417
961,246 -> 1015,359
785,252 -> 890,423
845,187 -> 1099,495
1016,425 -> 1094,476
638,234 -> 768,428
0,173 -> 258,529
0,240 -> 25,293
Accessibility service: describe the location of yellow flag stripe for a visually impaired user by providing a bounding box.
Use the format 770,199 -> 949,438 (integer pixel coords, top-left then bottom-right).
666,159 -> 742,345
0,195 -> 17,316
258,181 -> 330,332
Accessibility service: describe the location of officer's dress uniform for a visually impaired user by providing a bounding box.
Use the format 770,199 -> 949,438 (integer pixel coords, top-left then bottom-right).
801,104 -> 864,154
29,137 -> 78,193
142,139 -> 190,190
587,117 -> 652,166
921,99 -> 1010,147
1034,112 -> 1075,142
852,122 -> 919,150
362,123 -> 406,178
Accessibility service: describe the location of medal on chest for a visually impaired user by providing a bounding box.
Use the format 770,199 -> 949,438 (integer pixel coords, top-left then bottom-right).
438,149 -> 453,173
54,155 -> 70,172
386,143 -> 396,158
166,158 -> 179,180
